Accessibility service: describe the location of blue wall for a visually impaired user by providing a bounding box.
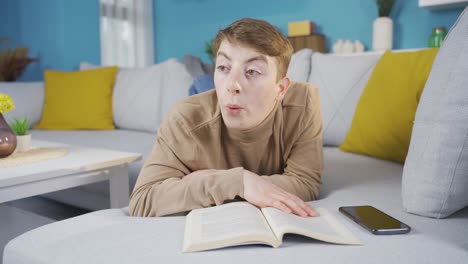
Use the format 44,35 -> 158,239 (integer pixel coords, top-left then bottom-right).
0,0 -> 20,41
0,0 -> 464,81
0,0 -> 100,81
155,0 -> 464,62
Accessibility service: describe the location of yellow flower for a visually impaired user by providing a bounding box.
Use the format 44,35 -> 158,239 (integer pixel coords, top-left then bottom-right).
0,93 -> 15,114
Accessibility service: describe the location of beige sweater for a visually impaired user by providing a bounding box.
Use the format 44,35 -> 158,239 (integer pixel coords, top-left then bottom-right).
129,82 -> 323,217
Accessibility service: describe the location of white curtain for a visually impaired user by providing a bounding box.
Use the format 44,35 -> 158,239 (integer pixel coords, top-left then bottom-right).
100,0 -> 154,67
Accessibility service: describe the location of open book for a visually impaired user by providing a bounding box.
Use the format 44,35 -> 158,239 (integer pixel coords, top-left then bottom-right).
183,202 -> 361,253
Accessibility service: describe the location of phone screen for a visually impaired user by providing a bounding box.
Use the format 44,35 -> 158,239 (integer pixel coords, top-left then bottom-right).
339,205 -> 411,235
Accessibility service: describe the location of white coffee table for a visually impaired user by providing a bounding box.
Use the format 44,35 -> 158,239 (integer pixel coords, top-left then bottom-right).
0,140 -> 142,208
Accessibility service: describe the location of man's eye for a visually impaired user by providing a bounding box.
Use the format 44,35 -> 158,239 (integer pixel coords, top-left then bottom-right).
217,65 -> 229,72
246,69 -> 259,76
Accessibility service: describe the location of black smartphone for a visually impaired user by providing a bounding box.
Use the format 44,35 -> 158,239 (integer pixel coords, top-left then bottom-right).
339,205 -> 411,235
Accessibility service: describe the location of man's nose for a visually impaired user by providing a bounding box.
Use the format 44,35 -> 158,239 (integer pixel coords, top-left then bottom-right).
226,72 -> 242,95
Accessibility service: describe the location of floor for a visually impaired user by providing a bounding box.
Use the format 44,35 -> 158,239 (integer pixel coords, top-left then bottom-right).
6,196 -> 90,221
1,197 -> 90,264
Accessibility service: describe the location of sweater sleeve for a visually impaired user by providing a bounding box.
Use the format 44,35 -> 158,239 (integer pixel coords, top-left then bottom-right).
129,115 -> 244,217
261,88 -> 324,201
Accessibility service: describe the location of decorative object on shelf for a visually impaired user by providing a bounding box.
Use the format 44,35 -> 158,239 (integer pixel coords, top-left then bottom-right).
0,93 -> 17,158
332,39 -> 344,53
286,19 -> 326,53
288,34 -> 327,53
0,37 -> 37,82
332,39 -> 366,54
9,117 -> 31,152
372,0 -> 395,51
288,20 -> 315,37
342,40 -> 355,54
428,27 -> 447,48
354,40 -> 365,53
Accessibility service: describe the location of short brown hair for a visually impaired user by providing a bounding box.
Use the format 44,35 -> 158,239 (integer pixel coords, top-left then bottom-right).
212,18 -> 293,81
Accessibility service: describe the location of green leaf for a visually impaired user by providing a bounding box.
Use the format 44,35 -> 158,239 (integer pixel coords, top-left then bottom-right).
376,0 -> 395,17
9,117 -> 30,135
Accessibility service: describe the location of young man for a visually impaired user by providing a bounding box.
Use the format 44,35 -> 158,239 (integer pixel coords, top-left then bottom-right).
129,18 -> 323,217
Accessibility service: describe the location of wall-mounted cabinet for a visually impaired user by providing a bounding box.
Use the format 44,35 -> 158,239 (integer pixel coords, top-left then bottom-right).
419,0 -> 468,10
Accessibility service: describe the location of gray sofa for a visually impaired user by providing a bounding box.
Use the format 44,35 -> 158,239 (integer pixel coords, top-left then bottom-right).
3,7 -> 468,261
3,49 -> 468,263
3,148 -> 467,263
1,49 -> 383,211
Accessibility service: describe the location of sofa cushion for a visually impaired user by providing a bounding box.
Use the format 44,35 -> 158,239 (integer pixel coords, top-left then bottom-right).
287,48 -> 313,82
81,59 -> 193,133
340,49 -> 438,163
307,53 -> 381,146
0,82 -> 44,127
112,64 -> 165,132
35,67 -> 118,130
79,61 -> 105,71
80,59 -> 193,133
402,7 -> 468,218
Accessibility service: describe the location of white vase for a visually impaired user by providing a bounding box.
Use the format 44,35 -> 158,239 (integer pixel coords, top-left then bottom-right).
372,17 -> 393,51
16,134 -> 31,152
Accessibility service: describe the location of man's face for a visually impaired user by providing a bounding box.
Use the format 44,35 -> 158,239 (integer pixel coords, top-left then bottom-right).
214,40 -> 288,130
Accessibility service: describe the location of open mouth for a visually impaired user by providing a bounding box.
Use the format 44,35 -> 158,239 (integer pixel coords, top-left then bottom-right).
226,104 -> 243,115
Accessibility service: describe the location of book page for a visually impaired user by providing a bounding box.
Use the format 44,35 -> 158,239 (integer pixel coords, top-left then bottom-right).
261,207 -> 361,245
183,202 -> 279,252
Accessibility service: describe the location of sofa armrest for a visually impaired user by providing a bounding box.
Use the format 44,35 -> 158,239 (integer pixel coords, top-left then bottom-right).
0,82 -> 44,126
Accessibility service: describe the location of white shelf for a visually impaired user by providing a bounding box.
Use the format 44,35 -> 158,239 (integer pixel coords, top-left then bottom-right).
419,0 -> 468,10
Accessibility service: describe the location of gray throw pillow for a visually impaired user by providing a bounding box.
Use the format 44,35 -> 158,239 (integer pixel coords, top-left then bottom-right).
402,7 -> 468,218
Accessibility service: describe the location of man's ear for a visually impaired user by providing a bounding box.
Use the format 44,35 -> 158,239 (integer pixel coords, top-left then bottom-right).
276,77 -> 291,101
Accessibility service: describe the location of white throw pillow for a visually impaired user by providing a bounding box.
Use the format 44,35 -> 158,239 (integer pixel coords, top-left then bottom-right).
287,49 -> 313,82
113,59 -> 193,133
307,53 -> 382,146
80,59 -> 193,133
79,61 -> 102,71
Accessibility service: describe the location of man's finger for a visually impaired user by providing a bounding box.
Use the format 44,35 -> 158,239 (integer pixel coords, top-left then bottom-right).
275,194 -> 308,217
288,194 -> 319,217
303,204 -> 319,217
271,200 -> 292,214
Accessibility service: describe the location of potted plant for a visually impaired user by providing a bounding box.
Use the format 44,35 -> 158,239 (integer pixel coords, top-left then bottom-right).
9,117 -> 31,152
0,93 -> 17,157
372,0 -> 395,51
205,40 -> 214,63
0,37 -> 37,82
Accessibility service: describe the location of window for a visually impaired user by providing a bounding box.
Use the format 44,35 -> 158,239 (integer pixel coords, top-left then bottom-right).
100,0 -> 154,67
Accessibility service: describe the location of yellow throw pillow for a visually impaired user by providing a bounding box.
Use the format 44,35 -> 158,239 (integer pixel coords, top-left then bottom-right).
339,49 -> 438,163
35,66 -> 118,130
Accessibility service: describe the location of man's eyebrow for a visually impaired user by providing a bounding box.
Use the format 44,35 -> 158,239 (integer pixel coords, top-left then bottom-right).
245,55 -> 268,64
217,52 -> 267,64
217,51 -> 231,61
